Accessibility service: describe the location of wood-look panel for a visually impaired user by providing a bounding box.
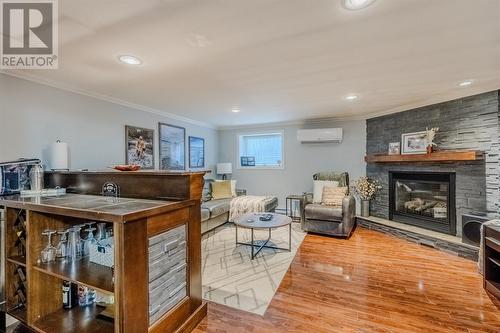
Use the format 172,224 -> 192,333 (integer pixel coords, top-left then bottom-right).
44,172 -> 197,201
365,150 -> 482,163
187,206 -> 202,312
147,208 -> 189,237
175,302 -> 207,333
188,174 -> 205,201
116,218 -> 149,333
194,227 -> 500,333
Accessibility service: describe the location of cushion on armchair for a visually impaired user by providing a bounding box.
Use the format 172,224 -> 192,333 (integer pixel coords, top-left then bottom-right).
313,180 -> 339,203
322,186 -> 347,206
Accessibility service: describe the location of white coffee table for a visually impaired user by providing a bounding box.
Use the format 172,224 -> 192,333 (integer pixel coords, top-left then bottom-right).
233,213 -> 292,260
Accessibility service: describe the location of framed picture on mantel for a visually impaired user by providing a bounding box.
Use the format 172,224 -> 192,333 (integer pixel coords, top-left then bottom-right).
388,142 -> 400,155
401,131 -> 427,155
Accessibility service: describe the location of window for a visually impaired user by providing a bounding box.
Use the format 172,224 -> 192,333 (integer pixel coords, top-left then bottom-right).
238,132 -> 284,168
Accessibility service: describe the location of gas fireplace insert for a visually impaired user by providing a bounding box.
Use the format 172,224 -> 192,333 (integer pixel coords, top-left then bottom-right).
389,171 -> 456,235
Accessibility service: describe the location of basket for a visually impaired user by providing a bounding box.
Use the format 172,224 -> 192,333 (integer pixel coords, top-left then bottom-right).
89,237 -> 114,268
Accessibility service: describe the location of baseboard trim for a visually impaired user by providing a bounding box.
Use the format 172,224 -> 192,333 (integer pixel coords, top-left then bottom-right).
174,301 -> 207,333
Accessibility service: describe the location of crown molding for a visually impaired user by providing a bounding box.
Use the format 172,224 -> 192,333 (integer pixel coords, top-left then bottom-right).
0,70 -> 216,129
3,71 -> 497,132
217,114 -> 369,131
218,85 -> 500,131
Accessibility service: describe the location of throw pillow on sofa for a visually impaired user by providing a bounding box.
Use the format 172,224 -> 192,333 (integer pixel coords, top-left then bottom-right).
313,180 -> 339,203
322,186 -> 347,206
211,181 -> 233,200
202,179 -> 214,202
215,179 -> 237,197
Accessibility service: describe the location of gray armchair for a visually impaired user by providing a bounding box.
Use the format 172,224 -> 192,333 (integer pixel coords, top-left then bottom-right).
302,172 -> 356,237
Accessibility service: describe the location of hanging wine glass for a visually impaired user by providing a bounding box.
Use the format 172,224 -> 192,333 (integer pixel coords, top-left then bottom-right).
67,227 -> 79,261
96,223 -> 107,242
74,224 -> 87,257
82,227 -> 97,257
55,230 -> 68,260
41,229 -> 57,263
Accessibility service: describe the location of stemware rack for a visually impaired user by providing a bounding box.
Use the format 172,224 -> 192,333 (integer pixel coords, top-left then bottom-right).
3,208 -> 115,333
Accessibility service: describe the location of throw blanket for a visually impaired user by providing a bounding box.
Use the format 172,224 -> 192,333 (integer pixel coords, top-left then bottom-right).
230,195 -> 274,222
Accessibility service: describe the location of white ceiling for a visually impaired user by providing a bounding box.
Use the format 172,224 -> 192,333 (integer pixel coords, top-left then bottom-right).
4,0 -> 500,128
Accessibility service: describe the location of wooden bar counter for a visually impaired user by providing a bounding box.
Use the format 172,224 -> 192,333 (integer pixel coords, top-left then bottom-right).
1,170 -> 207,333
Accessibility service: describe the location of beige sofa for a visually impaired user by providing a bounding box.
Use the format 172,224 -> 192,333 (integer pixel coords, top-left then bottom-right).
201,179 -> 278,234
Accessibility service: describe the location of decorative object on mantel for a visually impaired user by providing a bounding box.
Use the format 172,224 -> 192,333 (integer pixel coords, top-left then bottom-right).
364,150 -> 482,163
401,131 -> 428,155
112,164 -> 141,171
388,142 -> 400,155
425,127 -> 439,154
352,177 -> 380,217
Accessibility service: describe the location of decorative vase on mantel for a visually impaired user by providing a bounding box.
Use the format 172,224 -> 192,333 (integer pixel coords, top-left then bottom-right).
426,145 -> 433,154
361,200 -> 370,217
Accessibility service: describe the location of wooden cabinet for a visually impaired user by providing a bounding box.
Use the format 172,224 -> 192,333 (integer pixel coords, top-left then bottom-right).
483,224 -> 500,300
1,171 -> 207,333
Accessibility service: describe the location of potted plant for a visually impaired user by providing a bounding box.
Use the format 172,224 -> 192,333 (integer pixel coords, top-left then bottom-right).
352,177 -> 379,217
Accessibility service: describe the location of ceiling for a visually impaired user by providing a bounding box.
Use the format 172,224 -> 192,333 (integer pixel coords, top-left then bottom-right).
4,0 -> 500,128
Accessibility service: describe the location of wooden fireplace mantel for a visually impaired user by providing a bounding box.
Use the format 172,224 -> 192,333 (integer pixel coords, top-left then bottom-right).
365,150 -> 483,163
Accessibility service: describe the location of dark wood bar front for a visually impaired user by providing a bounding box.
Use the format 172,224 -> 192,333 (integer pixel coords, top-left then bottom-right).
1,171 -> 208,333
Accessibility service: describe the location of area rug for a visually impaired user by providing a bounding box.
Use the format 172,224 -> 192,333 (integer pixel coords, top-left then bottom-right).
202,221 -> 306,315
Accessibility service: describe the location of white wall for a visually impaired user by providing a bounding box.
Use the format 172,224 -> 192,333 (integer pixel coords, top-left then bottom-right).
218,120 -> 366,209
0,74 -> 218,173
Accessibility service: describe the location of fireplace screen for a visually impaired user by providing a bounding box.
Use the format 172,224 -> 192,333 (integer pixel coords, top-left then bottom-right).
395,180 -> 448,220
389,172 -> 456,235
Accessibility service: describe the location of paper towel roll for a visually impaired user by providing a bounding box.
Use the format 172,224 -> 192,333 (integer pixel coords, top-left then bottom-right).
50,140 -> 69,170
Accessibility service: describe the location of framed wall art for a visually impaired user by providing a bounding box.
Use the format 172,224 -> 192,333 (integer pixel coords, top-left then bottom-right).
159,123 -> 186,170
388,142 -> 401,155
125,125 -> 154,169
401,131 -> 427,155
188,136 -> 205,168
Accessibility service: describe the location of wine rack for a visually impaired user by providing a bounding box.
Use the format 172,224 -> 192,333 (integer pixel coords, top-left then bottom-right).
10,266 -> 27,308
11,209 -> 27,259
5,208 -> 28,322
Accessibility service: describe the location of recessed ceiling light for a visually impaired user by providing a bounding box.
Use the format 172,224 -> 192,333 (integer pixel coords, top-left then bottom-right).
118,55 -> 142,65
231,108 -> 241,113
342,0 -> 376,10
458,80 -> 473,87
344,94 -> 359,101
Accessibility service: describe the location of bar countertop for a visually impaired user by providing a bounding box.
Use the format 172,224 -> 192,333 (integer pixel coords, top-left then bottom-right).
0,193 -> 193,223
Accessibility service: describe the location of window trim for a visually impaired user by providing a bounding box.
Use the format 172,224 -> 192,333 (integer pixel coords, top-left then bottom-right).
237,130 -> 285,170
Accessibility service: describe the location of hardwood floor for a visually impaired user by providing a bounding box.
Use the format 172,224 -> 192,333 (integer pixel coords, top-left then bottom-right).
194,226 -> 500,333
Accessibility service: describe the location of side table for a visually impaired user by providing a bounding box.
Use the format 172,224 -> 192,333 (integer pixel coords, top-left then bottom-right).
286,194 -> 306,223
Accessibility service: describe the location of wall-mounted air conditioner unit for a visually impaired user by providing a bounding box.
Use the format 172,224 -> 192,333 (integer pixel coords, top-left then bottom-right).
297,128 -> 343,143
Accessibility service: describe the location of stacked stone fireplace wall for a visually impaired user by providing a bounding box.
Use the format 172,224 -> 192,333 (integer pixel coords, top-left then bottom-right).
366,90 -> 500,236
